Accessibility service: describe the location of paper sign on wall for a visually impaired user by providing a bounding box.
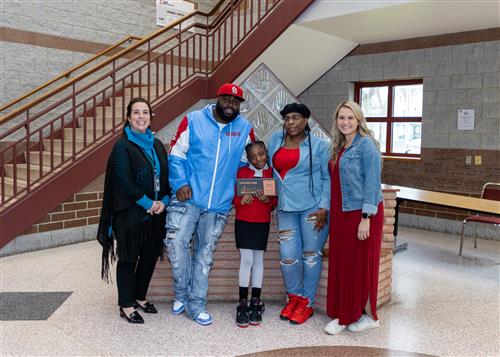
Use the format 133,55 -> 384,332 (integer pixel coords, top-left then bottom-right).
457,109 -> 474,130
156,0 -> 195,29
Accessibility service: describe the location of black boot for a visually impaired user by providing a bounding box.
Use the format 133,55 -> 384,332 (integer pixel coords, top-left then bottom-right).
236,299 -> 249,328
249,297 -> 265,325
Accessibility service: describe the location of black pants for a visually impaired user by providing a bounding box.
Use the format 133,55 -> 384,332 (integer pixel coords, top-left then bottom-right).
116,235 -> 160,308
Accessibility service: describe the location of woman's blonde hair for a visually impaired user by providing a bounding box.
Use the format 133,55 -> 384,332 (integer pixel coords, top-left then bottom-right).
330,100 -> 380,163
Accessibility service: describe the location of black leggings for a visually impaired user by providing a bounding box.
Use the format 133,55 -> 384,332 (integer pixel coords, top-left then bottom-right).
116,235 -> 160,308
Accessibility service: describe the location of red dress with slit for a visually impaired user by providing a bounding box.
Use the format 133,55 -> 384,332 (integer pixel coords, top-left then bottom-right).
326,150 -> 384,325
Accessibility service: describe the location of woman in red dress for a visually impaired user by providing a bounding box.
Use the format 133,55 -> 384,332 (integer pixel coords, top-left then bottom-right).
324,100 -> 384,335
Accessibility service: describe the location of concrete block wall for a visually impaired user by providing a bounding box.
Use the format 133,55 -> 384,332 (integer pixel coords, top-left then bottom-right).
1,1 -> 158,43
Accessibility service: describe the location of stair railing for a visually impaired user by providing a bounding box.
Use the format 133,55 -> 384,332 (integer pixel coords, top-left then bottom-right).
0,0 -> 280,207
0,35 -> 142,116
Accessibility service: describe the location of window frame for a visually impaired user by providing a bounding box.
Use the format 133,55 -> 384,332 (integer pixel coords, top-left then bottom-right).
354,79 -> 423,158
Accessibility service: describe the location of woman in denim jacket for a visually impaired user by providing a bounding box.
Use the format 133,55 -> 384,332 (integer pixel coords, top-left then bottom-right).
267,103 -> 331,325
324,100 -> 384,335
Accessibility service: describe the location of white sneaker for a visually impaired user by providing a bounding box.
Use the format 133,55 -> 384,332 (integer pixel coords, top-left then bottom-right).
347,314 -> 379,332
195,311 -> 213,326
172,300 -> 185,315
324,318 -> 346,335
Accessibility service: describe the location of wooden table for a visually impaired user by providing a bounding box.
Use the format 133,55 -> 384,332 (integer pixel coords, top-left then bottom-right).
383,185 -> 500,252
389,185 -> 500,215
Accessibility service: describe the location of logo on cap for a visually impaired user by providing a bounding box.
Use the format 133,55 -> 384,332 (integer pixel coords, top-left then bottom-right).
217,83 -> 245,101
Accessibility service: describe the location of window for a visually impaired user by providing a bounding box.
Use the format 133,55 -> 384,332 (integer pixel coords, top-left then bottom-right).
355,80 -> 423,157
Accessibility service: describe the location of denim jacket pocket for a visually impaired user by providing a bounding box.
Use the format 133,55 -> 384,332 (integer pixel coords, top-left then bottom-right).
343,151 -> 363,175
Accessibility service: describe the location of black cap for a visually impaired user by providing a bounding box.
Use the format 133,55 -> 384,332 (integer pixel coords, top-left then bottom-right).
280,103 -> 311,119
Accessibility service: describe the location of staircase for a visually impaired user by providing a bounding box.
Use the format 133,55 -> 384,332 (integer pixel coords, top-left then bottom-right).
0,0 -> 315,248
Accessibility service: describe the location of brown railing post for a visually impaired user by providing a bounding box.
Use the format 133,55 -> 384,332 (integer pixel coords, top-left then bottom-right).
83,101 -> 88,144
147,41 -> 151,102
186,36 -> 190,79
50,122 -> 54,169
206,17 -> 209,75
163,52 -> 167,94
139,71 -> 143,98
237,0 -> 241,43
92,97 -> 97,144
230,0 -> 234,53
250,0 -> 253,29
72,83 -> 76,160
38,129 -> 43,173
24,110 -> 29,192
112,61 -> 116,133
1,151 -> 4,204
258,0 -> 261,25
178,24 -> 182,87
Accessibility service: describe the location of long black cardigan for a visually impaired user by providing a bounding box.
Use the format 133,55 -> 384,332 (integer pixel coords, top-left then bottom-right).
97,136 -> 171,281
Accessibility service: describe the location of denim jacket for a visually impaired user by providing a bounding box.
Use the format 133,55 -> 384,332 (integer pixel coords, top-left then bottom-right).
267,131 -> 331,212
339,133 -> 383,214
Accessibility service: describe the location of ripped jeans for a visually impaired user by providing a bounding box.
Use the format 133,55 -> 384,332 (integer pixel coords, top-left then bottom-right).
164,197 -> 229,319
277,207 -> 329,305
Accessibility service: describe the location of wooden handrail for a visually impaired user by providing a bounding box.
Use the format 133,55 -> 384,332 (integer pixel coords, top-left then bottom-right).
0,0 -> 231,125
0,35 -> 142,113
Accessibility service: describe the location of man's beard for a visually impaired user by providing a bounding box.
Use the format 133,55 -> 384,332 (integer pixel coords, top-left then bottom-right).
215,102 -> 239,123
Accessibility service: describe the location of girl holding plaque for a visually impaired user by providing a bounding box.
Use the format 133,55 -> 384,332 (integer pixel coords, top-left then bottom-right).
233,141 -> 277,328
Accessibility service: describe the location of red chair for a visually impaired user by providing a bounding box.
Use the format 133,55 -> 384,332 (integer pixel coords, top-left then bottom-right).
459,183 -> 500,256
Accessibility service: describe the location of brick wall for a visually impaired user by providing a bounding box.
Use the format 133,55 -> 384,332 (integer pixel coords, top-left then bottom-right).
383,148 -> 500,196
22,192 -> 103,236
18,172 -> 104,236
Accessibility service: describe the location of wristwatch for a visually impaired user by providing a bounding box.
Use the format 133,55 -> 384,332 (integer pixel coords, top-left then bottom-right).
362,212 -> 372,219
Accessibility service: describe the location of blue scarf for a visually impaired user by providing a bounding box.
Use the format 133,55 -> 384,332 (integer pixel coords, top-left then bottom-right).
125,126 -> 161,199
125,126 -> 154,149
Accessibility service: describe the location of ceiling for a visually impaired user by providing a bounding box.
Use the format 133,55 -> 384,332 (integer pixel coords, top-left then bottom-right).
297,0 -> 500,44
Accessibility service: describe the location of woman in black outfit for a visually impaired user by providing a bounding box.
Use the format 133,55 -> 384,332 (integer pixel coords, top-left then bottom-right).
97,97 -> 171,323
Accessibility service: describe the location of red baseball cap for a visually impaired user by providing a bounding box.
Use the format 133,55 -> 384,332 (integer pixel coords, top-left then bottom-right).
217,83 -> 245,102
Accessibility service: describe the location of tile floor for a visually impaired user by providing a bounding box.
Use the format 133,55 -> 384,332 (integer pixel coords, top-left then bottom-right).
0,227 -> 499,356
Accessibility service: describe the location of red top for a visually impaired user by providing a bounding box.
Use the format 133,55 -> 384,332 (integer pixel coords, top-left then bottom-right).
272,147 -> 300,179
233,166 -> 277,222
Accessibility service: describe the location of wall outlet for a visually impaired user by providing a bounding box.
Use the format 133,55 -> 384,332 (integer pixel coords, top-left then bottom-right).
465,155 -> 472,165
475,155 -> 482,165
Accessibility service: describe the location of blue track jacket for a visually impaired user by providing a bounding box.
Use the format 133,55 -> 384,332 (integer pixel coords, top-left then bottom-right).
168,104 -> 254,213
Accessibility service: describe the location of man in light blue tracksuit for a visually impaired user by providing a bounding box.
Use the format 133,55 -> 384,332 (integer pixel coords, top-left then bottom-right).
165,83 -> 254,325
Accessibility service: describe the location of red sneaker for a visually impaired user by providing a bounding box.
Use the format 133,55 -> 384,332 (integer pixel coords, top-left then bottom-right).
279,294 -> 300,321
289,296 -> 314,324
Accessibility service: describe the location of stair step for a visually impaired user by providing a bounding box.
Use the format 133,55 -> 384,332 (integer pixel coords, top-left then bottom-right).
124,86 -> 158,98
78,116 -> 123,129
43,139 -> 86,153
100,94 -> 159,111
63,127 -> 105,141
1,176 -> 27,198
27,151 -> 63,166
92,107 -> 118,119
4,163 -> 51,181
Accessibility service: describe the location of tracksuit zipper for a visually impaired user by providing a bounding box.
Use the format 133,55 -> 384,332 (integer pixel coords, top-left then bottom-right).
207,129 -> 222,209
